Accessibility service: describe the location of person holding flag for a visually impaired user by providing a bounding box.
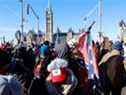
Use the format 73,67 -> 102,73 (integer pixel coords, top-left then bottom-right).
77,21 -> 99,80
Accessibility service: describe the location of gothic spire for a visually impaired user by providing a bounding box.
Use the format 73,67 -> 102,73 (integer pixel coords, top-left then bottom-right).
48,0 -> 50,8
48,0 -> 52,11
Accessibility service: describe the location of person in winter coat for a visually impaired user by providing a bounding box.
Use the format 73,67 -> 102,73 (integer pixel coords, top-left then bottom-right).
99,41 -> 126,95
46,58 -> 78,95
0,49 -> 23,95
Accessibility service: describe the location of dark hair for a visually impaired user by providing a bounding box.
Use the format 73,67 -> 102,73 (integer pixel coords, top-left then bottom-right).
0,49 -> 11,69
43,41 -> 50,46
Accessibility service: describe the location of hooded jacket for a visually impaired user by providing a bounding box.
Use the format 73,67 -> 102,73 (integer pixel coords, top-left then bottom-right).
0,75 -> 22,95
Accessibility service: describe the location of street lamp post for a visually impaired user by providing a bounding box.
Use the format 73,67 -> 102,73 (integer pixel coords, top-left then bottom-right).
98,0 -> 103,44
19,0 -> 24,41
27,4 -> 39,33
21,0 -> 24,35
99,0 -> 103,36
82,3 -> 98,30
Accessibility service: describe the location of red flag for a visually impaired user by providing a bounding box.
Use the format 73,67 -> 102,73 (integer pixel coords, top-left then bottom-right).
77,31 -> 89,64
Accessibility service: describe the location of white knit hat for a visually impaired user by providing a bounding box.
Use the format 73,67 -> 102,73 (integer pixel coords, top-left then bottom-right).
47,58 -> 68,72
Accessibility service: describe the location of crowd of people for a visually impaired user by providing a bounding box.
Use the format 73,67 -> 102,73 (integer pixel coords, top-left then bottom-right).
0,25 -> 126,95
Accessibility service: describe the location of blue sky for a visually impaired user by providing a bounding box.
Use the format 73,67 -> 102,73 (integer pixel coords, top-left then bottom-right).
0,0 -> 126,41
